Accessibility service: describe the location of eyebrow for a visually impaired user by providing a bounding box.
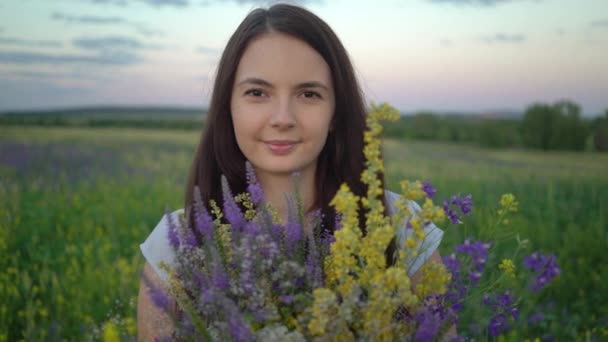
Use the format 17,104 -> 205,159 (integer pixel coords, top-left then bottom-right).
236,77 -> 330,91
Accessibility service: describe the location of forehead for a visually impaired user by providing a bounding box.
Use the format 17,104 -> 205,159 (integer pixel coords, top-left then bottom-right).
234,32 -> 332,87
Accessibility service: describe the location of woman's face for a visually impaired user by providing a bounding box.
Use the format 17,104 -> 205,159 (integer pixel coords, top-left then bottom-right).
230,32 -> 335,179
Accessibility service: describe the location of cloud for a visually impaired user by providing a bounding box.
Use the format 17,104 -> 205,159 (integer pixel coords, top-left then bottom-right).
0,50 -> 141,65
73,36 -> 145,50
51,12 -> 165,37
590,19 -> 608,28
91,0 -> 189,6
480,33 -> 526,44
0,37 -> 63,48
428,0 -> 533,6
90,0 -> 320,7
72,36 -> 164,50
51,12 -> 124,24
229,0 -> 322,4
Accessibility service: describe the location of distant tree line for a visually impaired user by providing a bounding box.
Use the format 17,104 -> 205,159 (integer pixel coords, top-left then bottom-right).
0,116 -> 203,130
383,100 -> 608,152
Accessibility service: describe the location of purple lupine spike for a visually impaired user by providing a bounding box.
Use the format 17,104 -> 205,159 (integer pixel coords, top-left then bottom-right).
165,206 -> 180,249
228,315 -> 254,342
443,194 -> 474,224
453,194 -> 473,215
524,252 -> 560,292
245,161 -> 264,205
244,221 -> 261,235
193,185 -> 214,241
483,291 -> 518,337
442,253 -> 460,275
422,180 -> 437,199
177,211 -> 199,248
414,308 -> 441,342
147,284 -> 170,312
443,200 -> 460,225
285,195 -> 304,250
221,175 -> 246,231
454,239 -> 491,286
212,264 -> 229,291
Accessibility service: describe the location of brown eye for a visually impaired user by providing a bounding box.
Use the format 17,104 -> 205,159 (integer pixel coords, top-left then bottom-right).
245,89 -> 264,97
303,91 -> 322,99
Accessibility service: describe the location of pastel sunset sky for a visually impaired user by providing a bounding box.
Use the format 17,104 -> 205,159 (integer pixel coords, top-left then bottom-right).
1,0 -> 606,115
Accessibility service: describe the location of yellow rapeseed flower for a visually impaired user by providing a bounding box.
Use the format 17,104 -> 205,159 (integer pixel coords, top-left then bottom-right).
499,258 -> 516,278
498,193 -> 518,216
103,321 -> 120,342
415,262 -> 451,299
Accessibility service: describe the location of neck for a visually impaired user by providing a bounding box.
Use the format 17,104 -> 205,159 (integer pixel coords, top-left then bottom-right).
256,168 -> 316,224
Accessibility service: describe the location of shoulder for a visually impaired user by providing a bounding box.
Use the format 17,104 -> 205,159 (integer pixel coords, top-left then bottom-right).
139,209 -> 185,283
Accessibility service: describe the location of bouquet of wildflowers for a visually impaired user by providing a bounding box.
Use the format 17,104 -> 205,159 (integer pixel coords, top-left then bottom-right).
149,103 -> 560,341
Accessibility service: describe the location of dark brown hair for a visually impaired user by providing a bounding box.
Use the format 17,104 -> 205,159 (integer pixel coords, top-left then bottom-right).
184,3 -> 395,261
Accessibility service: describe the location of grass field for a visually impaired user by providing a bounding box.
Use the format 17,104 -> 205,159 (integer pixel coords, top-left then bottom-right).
1,125 -> 607,341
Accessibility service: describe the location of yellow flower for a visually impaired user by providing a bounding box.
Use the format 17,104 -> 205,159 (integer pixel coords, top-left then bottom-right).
309,288 -> 338,336
103,322 -> 120,342
125,316 -> 137,336
415,262 -> 451,299
234,192 -> 257,220
498,193 -> 518,216
499,259 -> 516,278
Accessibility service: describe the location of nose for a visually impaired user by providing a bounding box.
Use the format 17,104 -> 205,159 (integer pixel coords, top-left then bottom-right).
269,97 -> 296,129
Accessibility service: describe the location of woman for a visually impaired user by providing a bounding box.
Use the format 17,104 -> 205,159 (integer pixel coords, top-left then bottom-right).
137,3 -> 444,340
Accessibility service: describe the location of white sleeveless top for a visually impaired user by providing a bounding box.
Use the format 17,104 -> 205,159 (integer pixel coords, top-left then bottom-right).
140,190 -> 443,283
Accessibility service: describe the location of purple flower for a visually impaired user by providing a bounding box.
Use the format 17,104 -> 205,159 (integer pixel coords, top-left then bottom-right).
212,264 -> 229,291
483,291 -> 518,337
524,252 -> 560,292
422,180 -> 437,199
488,314 -> 508,338
165,206 -> 180,249
285,195 -> 304,251
443,194 -> 474,224
244,221 -> 260,235
221,175 -> 245,231
443,201 -> 460,225
228,315 -> 254,342
245,161 -> 264,205
455,239 -> 491,285
147,285 -> 170,312
414,313 -> 441,342
453,194 -> 473,215
193,186 -> 213,241
442,253 -> 460,275
414,307 -> 441,342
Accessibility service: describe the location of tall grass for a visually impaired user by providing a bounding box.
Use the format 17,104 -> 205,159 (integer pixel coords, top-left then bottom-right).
1,126 -> 606,340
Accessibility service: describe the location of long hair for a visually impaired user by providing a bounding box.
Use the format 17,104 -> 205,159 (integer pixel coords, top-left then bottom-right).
184,3 -> 396,262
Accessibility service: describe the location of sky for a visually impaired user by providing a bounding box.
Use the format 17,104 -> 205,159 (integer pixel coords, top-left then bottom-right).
0,0 -> 607,116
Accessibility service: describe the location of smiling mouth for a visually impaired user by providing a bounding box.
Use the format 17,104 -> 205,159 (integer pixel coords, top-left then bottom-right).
264,140 -> 299,155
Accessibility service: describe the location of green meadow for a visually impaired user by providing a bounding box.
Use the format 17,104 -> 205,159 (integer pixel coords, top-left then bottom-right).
1,125 -> 607,341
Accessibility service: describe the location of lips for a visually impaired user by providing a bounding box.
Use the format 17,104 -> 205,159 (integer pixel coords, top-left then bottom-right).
264,140 -> 299,155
